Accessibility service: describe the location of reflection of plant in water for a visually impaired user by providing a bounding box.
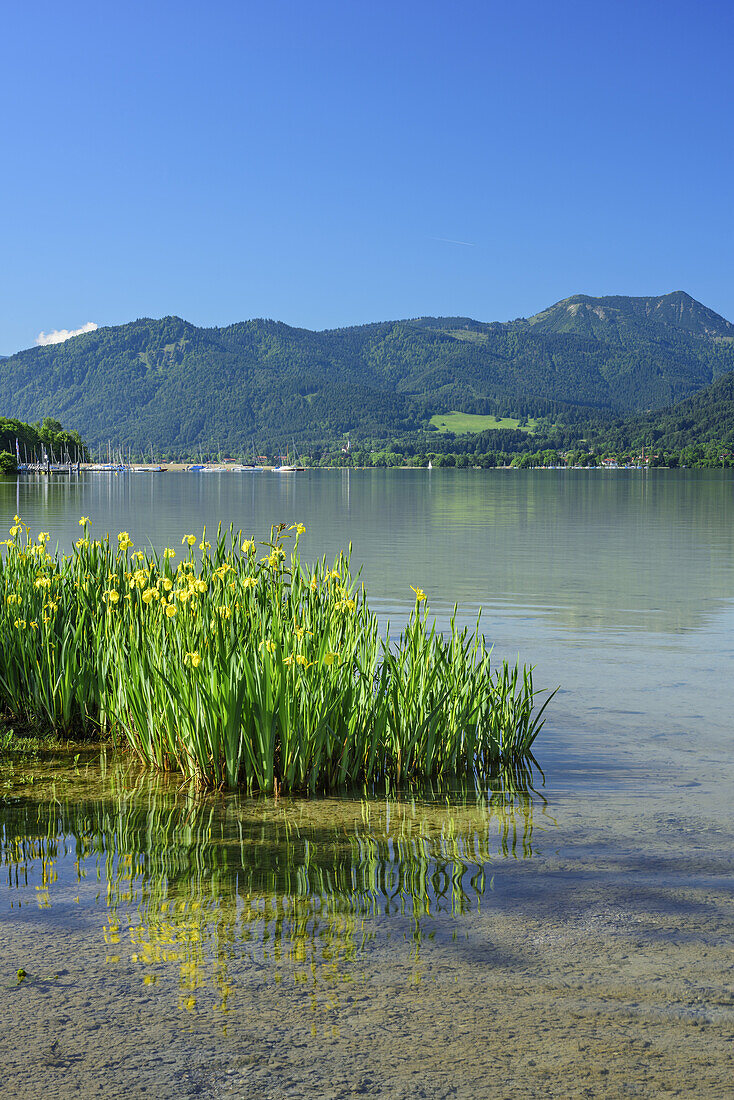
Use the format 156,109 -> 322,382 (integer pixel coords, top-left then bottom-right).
0,764 -> 551,1013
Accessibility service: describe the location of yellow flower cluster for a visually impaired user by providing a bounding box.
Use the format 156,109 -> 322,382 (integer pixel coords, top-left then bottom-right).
2,519 -> 352,686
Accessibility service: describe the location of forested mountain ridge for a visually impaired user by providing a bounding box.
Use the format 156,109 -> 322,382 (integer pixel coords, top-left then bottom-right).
1,292 -> 732,452
599,368 -> 734,452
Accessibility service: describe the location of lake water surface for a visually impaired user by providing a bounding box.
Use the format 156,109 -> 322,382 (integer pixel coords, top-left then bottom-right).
1,470 -> 732,1098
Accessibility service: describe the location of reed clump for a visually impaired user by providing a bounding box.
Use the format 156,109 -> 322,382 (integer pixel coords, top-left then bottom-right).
0,517 -> 553,791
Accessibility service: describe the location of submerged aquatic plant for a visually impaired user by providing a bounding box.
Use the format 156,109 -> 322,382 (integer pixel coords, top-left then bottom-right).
0,518 -> 554,791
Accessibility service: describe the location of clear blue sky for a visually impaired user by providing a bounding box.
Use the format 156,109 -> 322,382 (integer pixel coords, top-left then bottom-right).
2,0 -> 733,353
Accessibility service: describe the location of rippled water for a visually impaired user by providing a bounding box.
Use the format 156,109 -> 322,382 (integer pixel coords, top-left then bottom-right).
1,469 -> 732,1097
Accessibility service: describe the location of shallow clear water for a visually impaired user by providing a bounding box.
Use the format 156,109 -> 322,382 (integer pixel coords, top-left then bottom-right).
1,469 -> 732,1097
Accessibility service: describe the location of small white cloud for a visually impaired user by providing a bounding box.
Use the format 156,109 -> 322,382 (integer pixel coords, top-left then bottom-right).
36,321 -> 98,346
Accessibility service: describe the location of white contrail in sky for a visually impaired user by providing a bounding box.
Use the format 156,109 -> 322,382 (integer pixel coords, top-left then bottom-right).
36,322 -> 98,345
430,236 -> 476,247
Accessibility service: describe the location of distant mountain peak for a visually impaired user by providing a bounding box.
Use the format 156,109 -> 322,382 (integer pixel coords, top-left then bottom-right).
527,291 -> 733,339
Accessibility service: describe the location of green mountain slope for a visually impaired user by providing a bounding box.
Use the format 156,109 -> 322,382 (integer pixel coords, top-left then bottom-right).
602,369 -> 734,452
1,292 -> 732,451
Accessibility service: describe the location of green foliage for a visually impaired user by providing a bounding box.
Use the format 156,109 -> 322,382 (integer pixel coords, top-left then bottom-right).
0,292 -> 732,455
0,416 -> 87,463
0,519 -> 552,792
585,371 -> 734,456
0,450 -> 17,474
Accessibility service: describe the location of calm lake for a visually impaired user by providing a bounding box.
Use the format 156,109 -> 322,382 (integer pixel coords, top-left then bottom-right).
1,469 -> 733,1098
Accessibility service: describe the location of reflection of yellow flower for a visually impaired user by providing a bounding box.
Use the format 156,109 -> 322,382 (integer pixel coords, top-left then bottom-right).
410,586 -> 427,604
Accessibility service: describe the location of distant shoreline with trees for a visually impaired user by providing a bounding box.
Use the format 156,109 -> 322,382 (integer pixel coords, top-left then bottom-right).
1,412 -> 732,477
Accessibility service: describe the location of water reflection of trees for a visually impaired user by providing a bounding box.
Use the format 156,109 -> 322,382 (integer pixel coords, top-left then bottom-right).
0,763 -> 553,1010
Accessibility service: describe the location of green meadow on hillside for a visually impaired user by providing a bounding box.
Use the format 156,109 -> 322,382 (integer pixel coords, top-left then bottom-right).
430,412 -> 538,435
